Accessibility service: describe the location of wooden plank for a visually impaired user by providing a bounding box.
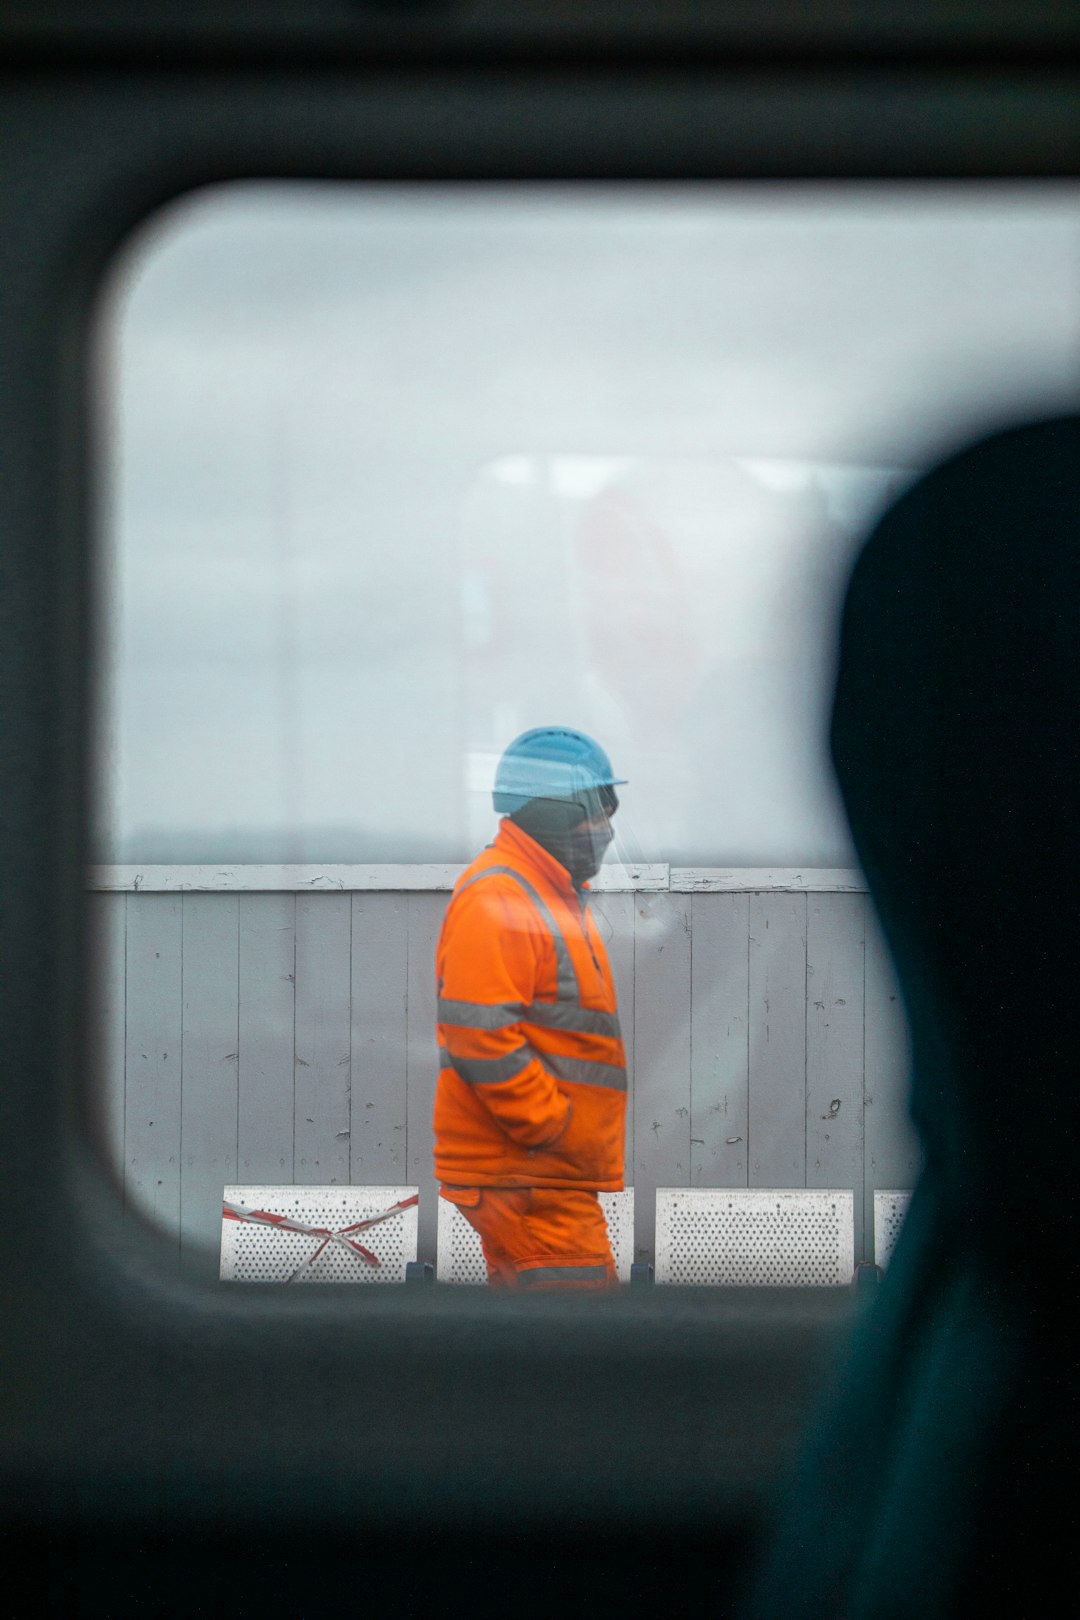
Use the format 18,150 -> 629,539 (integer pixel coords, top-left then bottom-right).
406,892 -> 446,1265
672,869 -> 866,893
864,910 -> 921,1259
238,893 -> 296,1183
294,893 -> 352,1185
690,892 -> 750,1188
632,891 -> 693,1262
748,892 -> 807,1187
90,864 -> 469,893
87,891 -> 126,1187
87,863 -> 865,894
805,894 -> 866,1260
351,892 -> 408,1183
87,863 -> 667,893
180,894 -> 240,1255
124,893 -> 183,1248
588,890 -> 636,1181
590,864 -> 669,891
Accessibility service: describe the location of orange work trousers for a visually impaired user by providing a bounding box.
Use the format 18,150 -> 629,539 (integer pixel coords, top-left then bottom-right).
440,1185 -> 618,1290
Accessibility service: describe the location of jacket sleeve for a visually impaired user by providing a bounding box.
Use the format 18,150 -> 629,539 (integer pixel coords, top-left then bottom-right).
437,878 -> 572,1150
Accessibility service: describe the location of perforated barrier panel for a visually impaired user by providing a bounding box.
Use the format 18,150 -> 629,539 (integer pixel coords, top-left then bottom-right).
220,1185 -> 419,1284
435,1189 -> 635,1284
600,1190 -> 634,1280
654,1188 -> 855,1286
435,1196 -> 488,1286
873,1189 -> 912,1269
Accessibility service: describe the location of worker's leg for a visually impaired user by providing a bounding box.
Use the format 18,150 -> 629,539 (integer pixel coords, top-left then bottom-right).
440,1185 -> 617,1290
439,1184 -> 523,1286
472,1192 -> 530,1289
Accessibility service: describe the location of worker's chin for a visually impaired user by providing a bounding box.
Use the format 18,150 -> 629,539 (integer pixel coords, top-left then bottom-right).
569,860 -> 602,886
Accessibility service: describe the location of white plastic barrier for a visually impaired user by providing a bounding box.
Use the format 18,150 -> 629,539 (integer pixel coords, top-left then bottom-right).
873,1189 -> 913,1270
436,1188 -> 635,1284
654,1188 -> 855,1286
220,1184 -> 419,1284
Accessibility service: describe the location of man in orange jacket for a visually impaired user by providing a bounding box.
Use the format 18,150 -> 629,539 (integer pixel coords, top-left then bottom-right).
433,727 -> 628,1290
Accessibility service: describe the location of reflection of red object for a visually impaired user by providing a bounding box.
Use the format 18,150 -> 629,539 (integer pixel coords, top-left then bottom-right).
573,486 -> 699,730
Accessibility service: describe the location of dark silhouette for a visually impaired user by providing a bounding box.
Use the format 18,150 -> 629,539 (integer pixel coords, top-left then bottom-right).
744,416 -> 1079,1617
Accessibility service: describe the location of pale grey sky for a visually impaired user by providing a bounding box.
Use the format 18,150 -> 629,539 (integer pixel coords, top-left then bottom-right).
94,182 -> 1080,866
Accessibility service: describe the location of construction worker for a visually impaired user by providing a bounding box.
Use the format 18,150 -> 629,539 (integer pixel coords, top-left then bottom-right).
433,727 -> 628,1290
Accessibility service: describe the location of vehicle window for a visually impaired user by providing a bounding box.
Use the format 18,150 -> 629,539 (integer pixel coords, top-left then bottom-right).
90,183 -> 1080,1269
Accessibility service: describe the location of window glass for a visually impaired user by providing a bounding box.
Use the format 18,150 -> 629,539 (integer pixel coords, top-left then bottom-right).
95,183 -> 1080,870
92,185 -> 1079,1269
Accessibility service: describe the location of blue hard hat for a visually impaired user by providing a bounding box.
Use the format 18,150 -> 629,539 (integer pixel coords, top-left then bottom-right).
493,727 -> 627,814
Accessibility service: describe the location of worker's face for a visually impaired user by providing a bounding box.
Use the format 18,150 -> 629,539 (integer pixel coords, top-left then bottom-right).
576,805 -> 615,879
579,784 -> 618,874
512,789 -> 618,885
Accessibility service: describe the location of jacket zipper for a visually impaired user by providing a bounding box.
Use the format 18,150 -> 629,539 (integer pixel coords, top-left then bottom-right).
578,892 -> 604,981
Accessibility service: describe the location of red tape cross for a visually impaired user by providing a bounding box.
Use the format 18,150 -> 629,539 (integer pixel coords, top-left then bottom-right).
223,1194 -> 419,1284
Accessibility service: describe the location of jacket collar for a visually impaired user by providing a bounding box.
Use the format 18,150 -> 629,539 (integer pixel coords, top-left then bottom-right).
493,817 -> 584,898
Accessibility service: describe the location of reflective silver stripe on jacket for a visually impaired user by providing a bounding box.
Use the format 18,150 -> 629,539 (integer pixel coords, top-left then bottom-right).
445,1047 -> 533,1086
437,995 -> 621,1042
525,1000 -> 622,1040
437,997 -> 523,1031
541,1050 -> 627,1092
438,1043 -> 626,1093
519,1264 -> 610,1286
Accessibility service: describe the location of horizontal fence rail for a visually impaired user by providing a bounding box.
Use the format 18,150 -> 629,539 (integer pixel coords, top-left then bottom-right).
87,867 -> 919,1277
88,865 -> 870,893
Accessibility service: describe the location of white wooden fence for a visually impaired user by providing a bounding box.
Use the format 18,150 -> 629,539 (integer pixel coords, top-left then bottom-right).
88,865 -> 919,1272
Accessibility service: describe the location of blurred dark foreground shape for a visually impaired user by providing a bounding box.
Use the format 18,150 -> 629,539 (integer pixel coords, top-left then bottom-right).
743,415 -> 1079,1618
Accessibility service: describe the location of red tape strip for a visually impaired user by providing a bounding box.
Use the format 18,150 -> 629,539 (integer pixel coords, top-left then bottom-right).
223,1194 -> 419,1282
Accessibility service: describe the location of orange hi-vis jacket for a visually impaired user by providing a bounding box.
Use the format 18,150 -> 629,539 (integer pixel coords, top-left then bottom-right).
433,818 -> 627,1191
